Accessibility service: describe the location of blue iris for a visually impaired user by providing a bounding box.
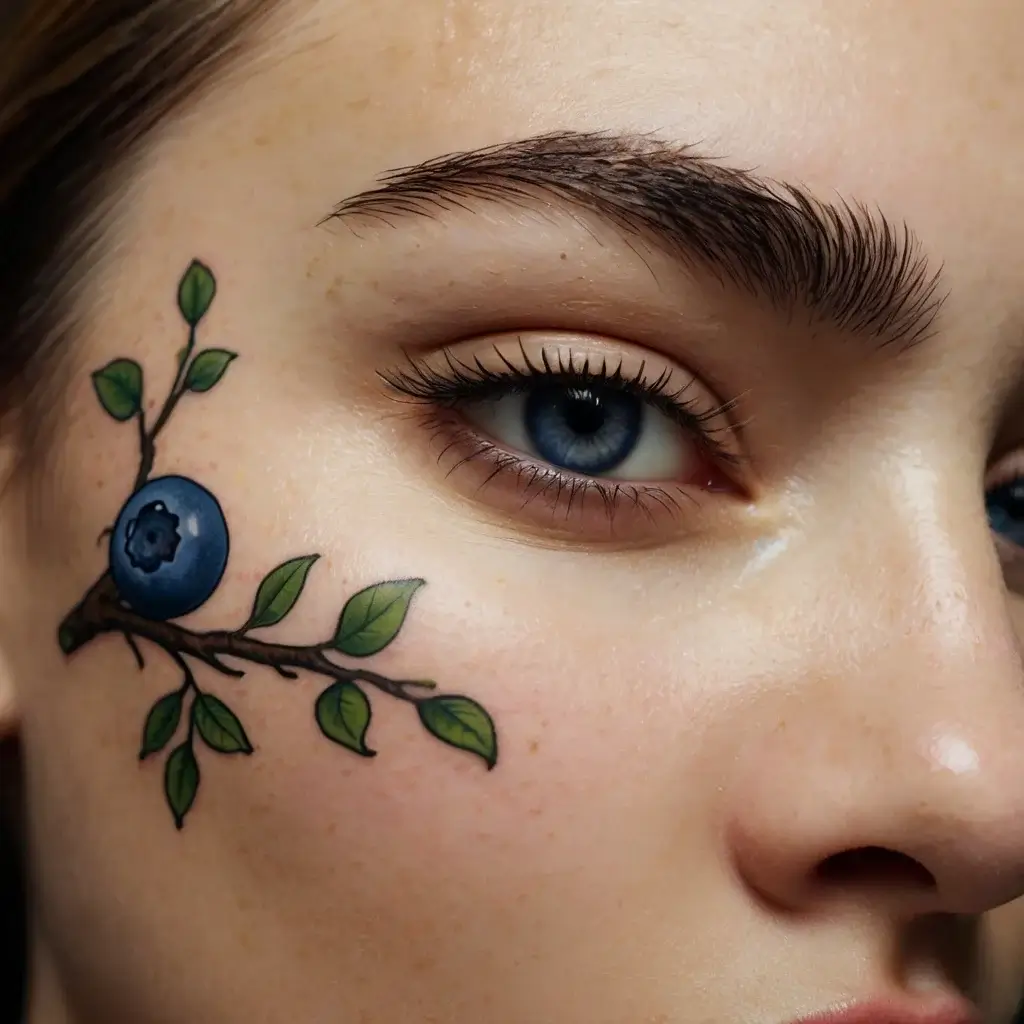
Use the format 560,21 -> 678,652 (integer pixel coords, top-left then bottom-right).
986,478 -> 1024,547
524,384 -> 642,475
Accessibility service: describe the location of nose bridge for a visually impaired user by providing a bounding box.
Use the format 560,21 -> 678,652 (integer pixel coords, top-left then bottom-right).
723,455 -> 1024,916
833,444 -> 1018,679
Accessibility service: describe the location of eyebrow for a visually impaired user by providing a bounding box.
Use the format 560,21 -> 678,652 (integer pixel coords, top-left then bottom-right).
324,131 -> 945,350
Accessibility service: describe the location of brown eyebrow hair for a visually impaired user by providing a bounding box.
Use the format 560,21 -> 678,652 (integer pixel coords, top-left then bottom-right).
325,131 -> 945,350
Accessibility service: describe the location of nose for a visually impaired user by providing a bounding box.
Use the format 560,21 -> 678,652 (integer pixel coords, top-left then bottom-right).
723,496 -> 1024,918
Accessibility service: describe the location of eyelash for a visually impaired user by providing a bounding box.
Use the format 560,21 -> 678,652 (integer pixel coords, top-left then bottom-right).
379,342 -> 744,525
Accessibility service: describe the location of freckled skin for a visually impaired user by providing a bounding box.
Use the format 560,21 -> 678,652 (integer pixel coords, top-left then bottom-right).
3,1 -> 1024,1023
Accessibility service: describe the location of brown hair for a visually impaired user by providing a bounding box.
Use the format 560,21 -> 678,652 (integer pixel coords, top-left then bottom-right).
0,0 -> 272,440
0,2 -> 271,1015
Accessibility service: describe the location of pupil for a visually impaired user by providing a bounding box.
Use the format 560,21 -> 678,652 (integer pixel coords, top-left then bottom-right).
524,383 -> 642,475
561,389 -> 606,436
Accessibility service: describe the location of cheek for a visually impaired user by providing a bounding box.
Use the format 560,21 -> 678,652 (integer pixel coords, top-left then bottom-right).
9,260 -> 765,1015
980,900 -> 1024,1017
208,553 -> 743,971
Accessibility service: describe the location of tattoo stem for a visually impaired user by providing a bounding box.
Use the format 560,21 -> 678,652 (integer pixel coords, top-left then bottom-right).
165,649 -> 200,744
131,324 -> 196,492
122,631 -> 145,670
60,572 -> 437,705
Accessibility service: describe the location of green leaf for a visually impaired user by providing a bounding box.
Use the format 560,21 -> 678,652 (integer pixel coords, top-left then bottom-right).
91,358 -> 143,421
164,742 -> 199,829
241,555 -> 320,631
194,692 -> 253,754
185,349 -> 237,393
140,690 -> 183,759
177,260 -> 217,326
315,681 -> 375,757
333,579 -> 425,657
418,696 -> 498,769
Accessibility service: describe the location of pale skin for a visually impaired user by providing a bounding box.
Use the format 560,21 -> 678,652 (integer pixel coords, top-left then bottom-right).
3,0 -> 1024,1021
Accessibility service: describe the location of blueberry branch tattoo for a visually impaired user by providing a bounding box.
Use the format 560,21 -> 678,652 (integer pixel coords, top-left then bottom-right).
57,260 -> 498,829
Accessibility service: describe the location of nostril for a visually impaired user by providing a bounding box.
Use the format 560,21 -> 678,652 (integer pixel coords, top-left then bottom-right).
815,846 -> 937,892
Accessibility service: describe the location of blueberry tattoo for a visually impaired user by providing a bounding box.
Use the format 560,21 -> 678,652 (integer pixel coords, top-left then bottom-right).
58,260 -> 498,829
113,478 -> 229,619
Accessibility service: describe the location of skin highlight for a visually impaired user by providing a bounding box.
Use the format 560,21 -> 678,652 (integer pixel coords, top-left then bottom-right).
2,1 -> 1024,1023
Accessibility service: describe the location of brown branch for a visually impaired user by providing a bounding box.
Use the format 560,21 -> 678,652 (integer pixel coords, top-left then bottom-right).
131,325 -> 196,493
58,572 -> 437,704
122,632 -> 145,669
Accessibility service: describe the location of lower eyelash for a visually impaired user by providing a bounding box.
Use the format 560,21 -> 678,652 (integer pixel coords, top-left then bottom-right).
380,342 -> 743,468
420,409 -> 691,527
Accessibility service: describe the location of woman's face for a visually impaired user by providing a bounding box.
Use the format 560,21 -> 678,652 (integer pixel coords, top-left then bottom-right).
5,0 -> 1024,1021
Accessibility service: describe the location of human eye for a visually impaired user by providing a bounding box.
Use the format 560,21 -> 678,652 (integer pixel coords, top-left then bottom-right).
985,451 -> 1024,587
380,333 -> 749,541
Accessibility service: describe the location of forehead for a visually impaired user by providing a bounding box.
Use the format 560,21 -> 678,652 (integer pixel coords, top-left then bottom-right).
149,0 -> 1024,346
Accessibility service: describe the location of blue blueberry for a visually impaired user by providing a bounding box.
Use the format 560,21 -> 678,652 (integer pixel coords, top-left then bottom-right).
109,475 -> 230,621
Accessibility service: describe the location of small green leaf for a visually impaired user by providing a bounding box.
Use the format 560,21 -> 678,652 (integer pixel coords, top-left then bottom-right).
333,579 -> 425,657
418,696 -> 498,769
241,555 -> 320,631
194,692 -> 253,754
177,260 -> 217,326
164,742 -> 199,829
91,358 -> 143,421
315,681 -> 375,757
185,349 -> 237,393
140,690 -> 183,759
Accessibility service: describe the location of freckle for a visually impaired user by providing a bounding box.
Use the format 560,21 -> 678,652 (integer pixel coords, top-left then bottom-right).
529,739 -> 540,754
560,252 -> 567,260
208,461 -> 218,471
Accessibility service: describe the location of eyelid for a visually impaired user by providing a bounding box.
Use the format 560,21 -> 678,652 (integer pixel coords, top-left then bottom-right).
985,448 -> 1024,491
378,330 -> 755,542
383,331 -> 749,465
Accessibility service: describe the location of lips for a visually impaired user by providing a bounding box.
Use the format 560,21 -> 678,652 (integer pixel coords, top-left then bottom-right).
790,996 -> 980,1024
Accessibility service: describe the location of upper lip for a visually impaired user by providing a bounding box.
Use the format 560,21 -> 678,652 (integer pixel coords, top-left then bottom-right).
790,996 -> 980,1024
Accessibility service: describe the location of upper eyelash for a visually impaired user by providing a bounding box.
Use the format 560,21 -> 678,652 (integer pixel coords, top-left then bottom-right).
379,341 -> 743,466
